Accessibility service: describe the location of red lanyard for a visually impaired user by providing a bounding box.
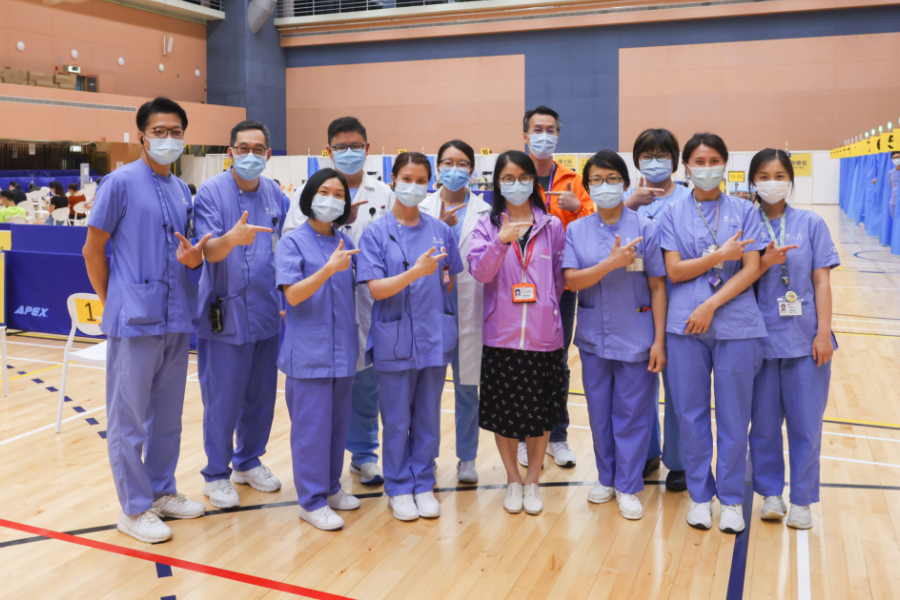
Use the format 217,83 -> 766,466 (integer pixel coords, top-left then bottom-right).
512,231 -> 538,271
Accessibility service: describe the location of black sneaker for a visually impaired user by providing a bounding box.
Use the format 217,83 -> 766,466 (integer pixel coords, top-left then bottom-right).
665,470 -> 687,492
642,456 -> 661,479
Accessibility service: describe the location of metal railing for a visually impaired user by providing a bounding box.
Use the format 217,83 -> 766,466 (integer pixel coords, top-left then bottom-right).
276,0 -> 475,18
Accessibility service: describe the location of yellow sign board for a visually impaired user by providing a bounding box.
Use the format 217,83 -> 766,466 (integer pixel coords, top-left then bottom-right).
555,155 -> 577,170
790,153 -> 812,176
397,149 -> 407,155
0,231 -> 11,252
728,171 -> 745,183
480,148 -> 491,156
879,133 -> 897,154
577,156 -> 590,174
223,157 -> 233,171
321,150 -> 329,158
75,298 -> 103,325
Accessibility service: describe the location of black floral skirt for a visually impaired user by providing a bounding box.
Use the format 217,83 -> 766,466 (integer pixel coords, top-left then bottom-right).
478,345 -> 568,439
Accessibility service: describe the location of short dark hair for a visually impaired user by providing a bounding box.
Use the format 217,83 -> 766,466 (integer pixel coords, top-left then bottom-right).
683,132 -> 728,163
392,152 -> 432,181
582,150 -> 630,190
523,105 -> 561,133
9,181 -> 20,189
632,128 -> 680,168
300,168 -> 351,226
490,150 -> 546,227
0,190 -> 14,201
68,183 -> 78,192
327,117 -> 367,145
892,151 -> 900,158
49,181 -> 65,195
188,183 -> 197,195
748,148 -> 794,204
437,140 -> 475,169
136,97 -> 188,131
230,120 -> 270,148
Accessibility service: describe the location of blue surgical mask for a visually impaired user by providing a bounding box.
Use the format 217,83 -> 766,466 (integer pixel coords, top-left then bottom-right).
589,182 -> 624,209
233,152 -> 267,181
528,133 -> 558,160
332,148 -> 366,175
639,158 -> 673,183
145,137 -> 184,165
688,165 -> 725,191
394,181 -> 429,207
311,194 -> 346,223
500,181 -> 533,206
440,167 -> 470,192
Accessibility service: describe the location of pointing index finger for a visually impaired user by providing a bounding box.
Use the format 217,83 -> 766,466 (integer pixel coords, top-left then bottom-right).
625,236 -> 644,249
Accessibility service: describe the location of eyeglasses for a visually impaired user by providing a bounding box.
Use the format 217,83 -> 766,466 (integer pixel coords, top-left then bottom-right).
145,127 -> 184,139
232,146 -> 268,157
588,175 -> 624,185
639,153 -> 671,162
331,143 -> 366,152
499,175 -> 534,185
440,160 -> 472,170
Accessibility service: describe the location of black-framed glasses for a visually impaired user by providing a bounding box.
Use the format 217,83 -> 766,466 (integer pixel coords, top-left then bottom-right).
145,127 -> 184,139
499,175 -> 534,185
639,153 -> 671,162
588,175 -> 624,185
331,143 -> 366,152
232,146 -> 268,157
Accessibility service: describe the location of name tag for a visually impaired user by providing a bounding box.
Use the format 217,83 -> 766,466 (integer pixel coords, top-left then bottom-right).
442,267 -> 450,284
778,298 -> 802,316
512,283 -> 537,303
703,245 -> 724,270
626,256 -> 644,272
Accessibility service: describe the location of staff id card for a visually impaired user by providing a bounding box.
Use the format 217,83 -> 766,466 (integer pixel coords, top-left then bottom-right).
512,283 -> 536,303
703,245 -> 724,270
777,297 -> 802,317
626,255 -> 644,272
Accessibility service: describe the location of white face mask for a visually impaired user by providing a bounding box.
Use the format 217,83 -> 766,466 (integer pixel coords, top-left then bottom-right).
394,181 -> 429,207
893,158 -> 900,167
500,181 -> 533,205
688,164 -> 725,191
311,195 -> 346,223
754,180 -> 791,204
144,136 -> 184,166
589,182 -> 624,209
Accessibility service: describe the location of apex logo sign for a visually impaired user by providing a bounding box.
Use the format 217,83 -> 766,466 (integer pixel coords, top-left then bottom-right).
14,305 -> 49,317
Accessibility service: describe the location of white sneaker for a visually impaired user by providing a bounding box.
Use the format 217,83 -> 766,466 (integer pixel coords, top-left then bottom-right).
203,479 -> 241,509
414,491 -> 441,518
786,504 -> 813,530
615,491 -> 643,520
760,495 -> 787,520
719,504 -> 745,534
687,501 -> 713,530
547,441 -> 576,468
457,460 -> 478,484
588,484 -> 615,504
388,494 -> 419,521
152,493 -> 206,518
504,482 -> 524,514
350,462 -> 384,486
299,505 -> 344,531
232,464 -> 281,492
327,489 -> 360,511
523,483 -> 543,515
117,509 -> 172,544
517,441 -> 529,467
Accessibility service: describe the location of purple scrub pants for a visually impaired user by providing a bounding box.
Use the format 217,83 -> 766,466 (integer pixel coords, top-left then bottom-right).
749,356 -> 831,506
106,333 -> 190,516
377,367 -> 444,497
285,375 -> 354,511
581,351 -> 656,494
666,333 -> 763,506
197,335 -> 279,482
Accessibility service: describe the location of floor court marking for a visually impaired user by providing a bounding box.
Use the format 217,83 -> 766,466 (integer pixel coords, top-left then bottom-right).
0,405 -> 106,446
0,518 -> 351,600
7,364 -> 62,382
797,529 -> 811,600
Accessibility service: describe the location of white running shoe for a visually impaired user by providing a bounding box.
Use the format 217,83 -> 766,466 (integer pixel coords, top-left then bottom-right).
517,441 -> 529,467
547,441 -> 577,468
615,491 -> 643,520
588,484 -> 615,504
414,491 -> 441,518
349,462 -> 384,486
232,464 -> 281,492
117,509 -> 172,544
203,479 -> 241,509
760,495 -> 787,520
457,460 -> 478,484
719,504 -> 745,534
504,483 -> 524,514
687,501 -> 713,530
523,483 -> 543,515
299,505 -> 344,531
152,493 -> 206,518
327,489 -> 360,511
388,494 -> 419,521
786,504 -> 813,530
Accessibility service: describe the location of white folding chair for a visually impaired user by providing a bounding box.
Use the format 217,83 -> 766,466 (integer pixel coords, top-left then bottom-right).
33,197 -> 48,220
39,186 -> 50,195
71,202 -> 87,226
1,325 -> 8,397
7,217 -> 26,224
50,207 -> 69,225
17,201 -> 36,224
57,293 -> 107,432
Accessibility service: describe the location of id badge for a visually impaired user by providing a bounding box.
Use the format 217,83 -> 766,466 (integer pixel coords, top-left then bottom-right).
626,255 -> 644,272
442,267 -> 450,285
778,298 -> 803,317
703,245 -> 724,270
512,283 -> 537,303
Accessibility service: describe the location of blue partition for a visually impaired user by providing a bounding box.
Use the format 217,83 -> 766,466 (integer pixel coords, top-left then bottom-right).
840,155 -> 900,256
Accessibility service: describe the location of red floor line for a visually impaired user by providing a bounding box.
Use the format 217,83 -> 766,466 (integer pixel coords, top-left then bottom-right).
0,518 -> 352,600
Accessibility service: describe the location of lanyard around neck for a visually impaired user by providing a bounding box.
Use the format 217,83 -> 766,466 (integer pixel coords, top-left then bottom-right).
758,205 -> 786,248
693,195 -> 720,247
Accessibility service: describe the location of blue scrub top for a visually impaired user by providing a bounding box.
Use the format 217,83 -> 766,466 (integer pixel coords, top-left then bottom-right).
357,211 -> 464,372
631,183 -> 692,222
658,192 -> 768,340
88,160 -> 198,338
755,205 -> 840,359
193,170 -> 285,344
563,208 -> 666,362
275,222 -> 358,379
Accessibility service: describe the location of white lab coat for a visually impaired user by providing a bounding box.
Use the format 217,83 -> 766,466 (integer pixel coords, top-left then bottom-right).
420,188 -> 491,386
283,173 -> 395,372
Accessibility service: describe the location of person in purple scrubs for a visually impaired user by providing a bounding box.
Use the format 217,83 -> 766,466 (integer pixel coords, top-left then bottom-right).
563,150 -> 668,521
276,168 -> 362,531
746,148 -> 839,531
357,152 -> 463,522
658,132 -> 767,534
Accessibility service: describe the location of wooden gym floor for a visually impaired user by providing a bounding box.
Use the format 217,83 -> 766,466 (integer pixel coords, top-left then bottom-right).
1,205 -> 899,600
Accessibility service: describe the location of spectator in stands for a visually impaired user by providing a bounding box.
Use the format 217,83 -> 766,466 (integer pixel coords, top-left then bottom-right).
8,181 -> 27,205
45,181 -> 69,225
68,183 -> 88,220
0,190 -> 27,222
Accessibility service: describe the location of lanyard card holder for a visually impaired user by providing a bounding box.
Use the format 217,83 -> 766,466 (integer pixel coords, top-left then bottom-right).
512,282 -> 537,303
626,254 -> 644,272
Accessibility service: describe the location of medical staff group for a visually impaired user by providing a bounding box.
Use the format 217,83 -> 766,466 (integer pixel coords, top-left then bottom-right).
81,97 -> 838,544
